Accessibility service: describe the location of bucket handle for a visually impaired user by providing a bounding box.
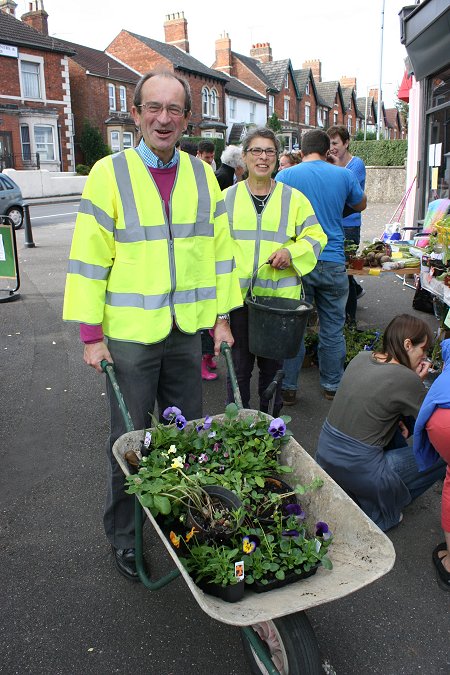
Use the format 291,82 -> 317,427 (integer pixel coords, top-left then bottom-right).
249,260 -> 304,302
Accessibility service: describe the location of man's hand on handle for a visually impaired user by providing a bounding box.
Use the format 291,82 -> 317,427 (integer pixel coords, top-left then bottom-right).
84,341 -> 113,373
213,319 -> 234,356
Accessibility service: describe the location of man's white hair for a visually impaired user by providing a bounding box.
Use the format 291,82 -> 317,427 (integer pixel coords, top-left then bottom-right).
220,145 -> 245,169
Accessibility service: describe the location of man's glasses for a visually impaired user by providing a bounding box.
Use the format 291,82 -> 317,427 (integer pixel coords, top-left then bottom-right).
137,102 -> 186,117
247,147 -> 277,157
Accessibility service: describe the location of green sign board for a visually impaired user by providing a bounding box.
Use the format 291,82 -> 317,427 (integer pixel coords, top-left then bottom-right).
0,221 -> 19,291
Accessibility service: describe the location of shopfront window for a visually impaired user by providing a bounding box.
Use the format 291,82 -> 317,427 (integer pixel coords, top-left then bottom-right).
425,66 -> 450,206
430,66 -> 450,108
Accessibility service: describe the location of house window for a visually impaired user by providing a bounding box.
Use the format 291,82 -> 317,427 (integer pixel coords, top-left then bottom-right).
123,132 -> 133,149
119,86 -> 127,112
317,108 -> 323,127
285,73 -> 289,89
202,87 -> 209,116
268,95 -> 274,117
20,125 -> 31,161
304,104 -> 310,126
333,111 -> 338,125
110,131 -> 120,152
229,97 -> 237,119
250,102 -> 256,124
355,119 -> 360,132
34,125 -> 55,161
347,116 -> 352,134
284,98 -> 289,121
305,80 -> 310,96
210,89 -> 218,118
108,84 -> 116,111
20,60 -> 41,99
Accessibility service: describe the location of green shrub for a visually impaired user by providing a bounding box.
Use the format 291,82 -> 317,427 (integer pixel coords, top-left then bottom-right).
79,120 -> 111,167
349,139 -> 407,166
75,164 -> 90,176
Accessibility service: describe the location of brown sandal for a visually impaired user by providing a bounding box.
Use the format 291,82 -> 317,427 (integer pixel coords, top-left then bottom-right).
432,542 -> 450,591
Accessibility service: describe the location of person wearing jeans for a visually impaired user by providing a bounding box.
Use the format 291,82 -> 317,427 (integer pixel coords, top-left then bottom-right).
276,129 -> 366,403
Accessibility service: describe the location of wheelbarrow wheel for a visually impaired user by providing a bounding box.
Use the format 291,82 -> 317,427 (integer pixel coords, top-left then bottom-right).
241,611 -> 321,675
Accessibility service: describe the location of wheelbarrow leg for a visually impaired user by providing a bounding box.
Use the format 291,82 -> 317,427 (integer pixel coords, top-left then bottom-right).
220,341 -> 243,409
241,626 -> 281,674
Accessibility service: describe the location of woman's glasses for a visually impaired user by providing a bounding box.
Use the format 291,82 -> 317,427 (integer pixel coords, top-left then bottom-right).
247,147 -> 277,157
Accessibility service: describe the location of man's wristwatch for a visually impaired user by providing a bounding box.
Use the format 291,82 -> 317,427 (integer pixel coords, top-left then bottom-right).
217,313 -> 230,323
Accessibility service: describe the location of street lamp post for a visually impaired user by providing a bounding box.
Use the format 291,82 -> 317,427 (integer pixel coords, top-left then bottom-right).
377,0 -> 386,140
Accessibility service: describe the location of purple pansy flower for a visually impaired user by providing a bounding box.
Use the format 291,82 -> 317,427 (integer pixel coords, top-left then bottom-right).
282,529 -> 300,537
268,418 -> 286,438
315,521 -> 332,540
223,451 -> 229,459
196,415 -> 213,432
188,453 -> 197,463
175,414 -> 187,430
243,535 -> 260,554
212,442 -> 220,452
162,406 -> 181,421
218,465 -> 225,473
198,452 -> 209,464
284,503 -> 306,520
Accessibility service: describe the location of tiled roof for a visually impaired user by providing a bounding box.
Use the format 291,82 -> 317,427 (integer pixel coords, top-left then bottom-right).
356,96 -> 375,120
259,59 -> 290,92
127,31 -> 227,82
223,75 -> 266,102
0,10 -> 74,54
57,39 -> 139,83
228,123 -> 247,144
384,108 -> 400,129
315,81 -> 342,108
231,51 -> 274,89
293,68 -> 319,101
341,86 -> 355,112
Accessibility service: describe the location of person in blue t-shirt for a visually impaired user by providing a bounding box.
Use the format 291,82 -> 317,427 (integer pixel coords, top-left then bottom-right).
328,126 -> 367,324
276,129 -> 366,404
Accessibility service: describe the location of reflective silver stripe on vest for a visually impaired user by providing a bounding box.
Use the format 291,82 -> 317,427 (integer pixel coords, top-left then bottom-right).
173,286 -> 216,304
240,276 -> 300,290
224,185 -> 238,230
216,259 -> 235,275
214,199 -> 227,218
277,184 -> 292,242
68,259 -> 111,280
296,214 -> 320,236
188,154 -> 213,235
114,224 -> 167,243
232,229 -> 287,244
112,152 -> 141,236
172,222 -> 214,238
105,286 -> 216,309
303,235 -> 323,259
78,198 -> 115,232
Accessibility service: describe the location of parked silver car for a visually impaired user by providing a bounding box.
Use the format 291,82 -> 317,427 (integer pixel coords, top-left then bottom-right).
0,174 -> 25,229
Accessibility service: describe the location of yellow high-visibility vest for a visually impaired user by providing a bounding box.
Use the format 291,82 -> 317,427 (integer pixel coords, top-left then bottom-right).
63,149 -> 242,344
224,181 -> 327,299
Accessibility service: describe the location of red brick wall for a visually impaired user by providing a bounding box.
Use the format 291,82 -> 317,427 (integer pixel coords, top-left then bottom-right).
0,48 -> 72,170
231,57 -> 266,96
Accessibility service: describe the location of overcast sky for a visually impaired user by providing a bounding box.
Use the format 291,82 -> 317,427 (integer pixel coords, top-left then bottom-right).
16,0 -> 412,107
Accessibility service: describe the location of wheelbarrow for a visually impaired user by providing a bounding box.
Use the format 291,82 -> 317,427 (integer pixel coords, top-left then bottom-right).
106,343 -> 395,675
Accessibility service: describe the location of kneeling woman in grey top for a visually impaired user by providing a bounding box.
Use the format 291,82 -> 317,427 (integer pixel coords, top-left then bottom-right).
316,314 -> 446,531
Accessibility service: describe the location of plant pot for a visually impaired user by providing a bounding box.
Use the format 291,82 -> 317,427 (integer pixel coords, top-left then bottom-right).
186,485 -> 243,543
251,563 -> 320,593
254,476 -> 298,525
197,578 -> 245,603
350,257 -> 365,271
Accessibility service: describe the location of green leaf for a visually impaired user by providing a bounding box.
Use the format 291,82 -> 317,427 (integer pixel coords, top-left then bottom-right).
153,494 -> 172,515
321,556 -> 333,570
225,403 -> 239,419
139,493 -> 154,508
275,569 -> 285,580
254,476 -> 265,488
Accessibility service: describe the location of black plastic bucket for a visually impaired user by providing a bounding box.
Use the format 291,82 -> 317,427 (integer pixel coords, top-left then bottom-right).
245,294 -> 313,359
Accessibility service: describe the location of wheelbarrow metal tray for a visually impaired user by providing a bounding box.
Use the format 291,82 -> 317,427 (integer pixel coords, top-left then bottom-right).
113,412 -> 395,627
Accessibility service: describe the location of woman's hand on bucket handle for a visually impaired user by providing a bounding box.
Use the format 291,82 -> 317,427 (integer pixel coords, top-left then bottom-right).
268,248 -> 291,270
84,341 -> 113,373
213,319 -> 234,356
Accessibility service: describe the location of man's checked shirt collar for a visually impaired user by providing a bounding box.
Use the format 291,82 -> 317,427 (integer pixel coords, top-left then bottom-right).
136,138 -> 179,169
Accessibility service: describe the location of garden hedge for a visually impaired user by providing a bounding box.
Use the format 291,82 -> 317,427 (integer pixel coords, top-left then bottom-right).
349,140 -> 407,167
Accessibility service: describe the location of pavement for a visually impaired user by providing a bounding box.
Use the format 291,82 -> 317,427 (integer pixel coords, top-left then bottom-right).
0,203 -> 449,675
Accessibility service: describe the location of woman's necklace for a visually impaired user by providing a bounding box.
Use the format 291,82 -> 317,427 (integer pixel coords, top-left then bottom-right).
247,179 -> 273,207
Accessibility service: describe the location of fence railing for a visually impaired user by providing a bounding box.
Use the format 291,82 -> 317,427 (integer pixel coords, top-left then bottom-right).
0,153 -> 40,171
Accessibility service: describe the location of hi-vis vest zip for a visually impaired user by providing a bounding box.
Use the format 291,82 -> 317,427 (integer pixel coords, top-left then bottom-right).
224,181 -> 327,299
63,149 -> 242,344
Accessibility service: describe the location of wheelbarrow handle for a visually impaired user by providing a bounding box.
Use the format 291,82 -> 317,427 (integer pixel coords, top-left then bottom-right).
220,342 -> 243,410
100,359 -> 135,433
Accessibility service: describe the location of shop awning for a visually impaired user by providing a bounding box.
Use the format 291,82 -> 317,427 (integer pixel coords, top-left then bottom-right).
398,71 -> 413,102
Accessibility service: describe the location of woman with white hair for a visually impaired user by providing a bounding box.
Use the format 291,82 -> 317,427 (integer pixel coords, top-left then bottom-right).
215,145 -> 246,190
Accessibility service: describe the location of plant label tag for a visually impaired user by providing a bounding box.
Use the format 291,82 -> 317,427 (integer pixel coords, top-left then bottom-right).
143,431 -> 152,448
235,561 -> 244,580
315,539 -> 322,554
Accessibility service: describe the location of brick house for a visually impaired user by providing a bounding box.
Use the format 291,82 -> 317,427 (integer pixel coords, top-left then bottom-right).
213,36 -> 301,149
384,108 -> 403,139
106,13 -> 228,139
357,95 -> 377,137
315,80 -> 346,130
0,0 -> 75,171
56,39 -> 139,166
293,67 -> 319,131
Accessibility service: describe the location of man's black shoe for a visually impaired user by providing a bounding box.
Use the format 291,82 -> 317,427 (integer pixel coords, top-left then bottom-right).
112,546 -> 142,582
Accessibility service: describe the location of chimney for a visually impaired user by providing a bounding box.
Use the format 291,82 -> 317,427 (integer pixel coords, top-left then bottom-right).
164,11 -> 189,53
250,42 -> 272,64
0,0 -> 17,16
369,88 -> 379,102
21,0 -> 48,35
215,32 -> 232,74
303,59 -> 322,82
340,76 -> 357,90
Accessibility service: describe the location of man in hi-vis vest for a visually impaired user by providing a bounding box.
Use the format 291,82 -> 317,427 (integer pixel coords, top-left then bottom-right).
63,70 -> 242,581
